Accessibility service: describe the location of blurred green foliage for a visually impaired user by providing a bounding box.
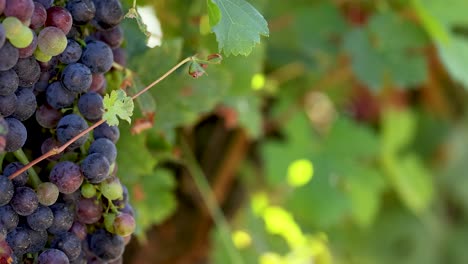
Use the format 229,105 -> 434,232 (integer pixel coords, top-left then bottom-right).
114,0 -> 468,263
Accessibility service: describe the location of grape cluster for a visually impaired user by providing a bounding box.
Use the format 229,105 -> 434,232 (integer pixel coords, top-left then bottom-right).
0,0 -> 135,263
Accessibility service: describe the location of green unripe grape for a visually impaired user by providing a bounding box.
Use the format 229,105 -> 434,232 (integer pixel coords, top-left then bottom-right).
9,26 -> 33,48
100,176 -> 123,201
104,213 -> 116,233
34,48 -> 52,62
37,27 -> 67,56
81,183 -> 96,198
36,182 -> 59,206
3,17 -> 23,39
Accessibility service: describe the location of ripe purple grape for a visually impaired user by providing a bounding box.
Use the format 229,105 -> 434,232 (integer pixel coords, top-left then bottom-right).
61,63 -> 92,93
10,186 -> 39,216
0,69 -> 18,96
66,0 -> 95,25
36,104 -> 63,129
49,161 -> 84,194
93,122 -> 120,143
80,153 -> 110,183
0,42 -> 19,71
56,114 -> 89,150
26,205 -> 54,231
81,40 -> 113,73
76,197 -> 103,224
46,81 -> 76,110
58,39 -> 82,64
38,249 -> 70,264
11,87 -> 37,121
78,92 -> 103,122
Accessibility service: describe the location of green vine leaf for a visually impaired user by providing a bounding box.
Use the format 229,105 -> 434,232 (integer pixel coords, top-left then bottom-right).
207,0 -> 269,56
103,90 -> 135,126
125,7 -> 151,39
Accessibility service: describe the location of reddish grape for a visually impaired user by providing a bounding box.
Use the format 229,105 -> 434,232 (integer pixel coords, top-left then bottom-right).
4,0 -> 34,23
30,2 -> 47,30
46,6 -> 73,34
113,213 -> 135,237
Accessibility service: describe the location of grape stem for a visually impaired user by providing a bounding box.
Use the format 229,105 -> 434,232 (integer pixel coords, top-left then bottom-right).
8,56 -> 195,181
13,149 -> 42,188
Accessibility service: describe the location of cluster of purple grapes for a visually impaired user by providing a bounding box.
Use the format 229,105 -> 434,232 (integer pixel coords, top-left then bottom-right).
0,0 -> 135,263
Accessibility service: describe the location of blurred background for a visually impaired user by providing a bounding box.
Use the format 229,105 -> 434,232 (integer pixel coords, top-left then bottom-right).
116,0 -> 468,263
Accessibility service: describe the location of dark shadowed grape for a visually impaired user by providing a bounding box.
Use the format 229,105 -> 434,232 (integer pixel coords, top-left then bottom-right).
51,232 -> 82,261
0,205 -> 19,232
48,203 -> 74,235
3,162 -> 28,187
0,175 -> 13,206
92,0 -> 123,30
6,227 -> 31,255
0,93 -> 17,117
27,228 -> 48,253
88,228 -> 124,261
36,104 -> 63,128
4,117 -> 27,152
95,26 -> 123,48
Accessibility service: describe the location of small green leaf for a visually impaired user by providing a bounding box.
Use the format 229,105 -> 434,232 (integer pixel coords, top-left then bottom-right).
103,90 -> 135,126
207,0 -> 269,56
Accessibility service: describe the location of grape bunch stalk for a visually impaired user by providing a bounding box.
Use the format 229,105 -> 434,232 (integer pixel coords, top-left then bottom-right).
0,0 -> 136,263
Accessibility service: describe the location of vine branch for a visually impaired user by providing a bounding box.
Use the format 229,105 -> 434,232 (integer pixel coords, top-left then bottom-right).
8,56 -> 195,181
